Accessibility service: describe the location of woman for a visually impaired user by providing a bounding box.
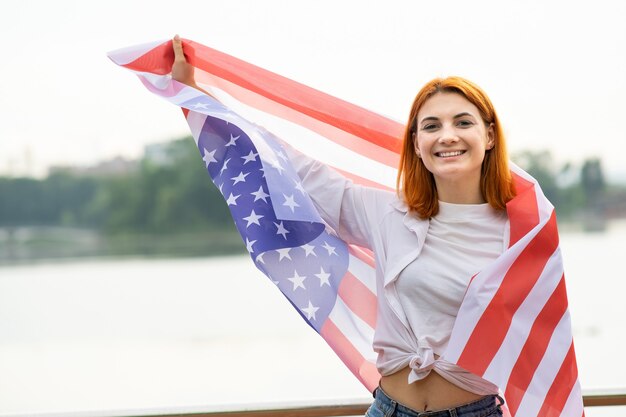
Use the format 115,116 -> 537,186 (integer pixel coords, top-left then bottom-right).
171,35 -> 510,417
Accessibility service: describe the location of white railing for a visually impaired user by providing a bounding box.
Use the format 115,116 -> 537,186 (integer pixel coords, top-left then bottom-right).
8,389 -> 626,417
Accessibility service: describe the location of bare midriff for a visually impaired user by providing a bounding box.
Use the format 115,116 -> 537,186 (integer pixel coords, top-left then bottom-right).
379,366 -> 486,412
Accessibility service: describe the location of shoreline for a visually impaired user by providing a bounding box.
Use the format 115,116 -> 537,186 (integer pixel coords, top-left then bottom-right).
2,218 -> 626,266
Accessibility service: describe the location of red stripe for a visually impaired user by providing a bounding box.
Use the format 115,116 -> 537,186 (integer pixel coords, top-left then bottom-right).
185,40 -> 403,153
456,211 -> 559,375
120,40 -> 174,75
504,276 -> 569,415
321,320 -> 380,392
122,39 -> 404,155
191,68 -> 401,168
337,271 -> 377,328
349,245 -> 376,269
508,173 -> 540,247
536,342 -> 578,417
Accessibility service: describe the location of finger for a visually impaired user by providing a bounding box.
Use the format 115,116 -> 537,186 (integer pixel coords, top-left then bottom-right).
172,35 -> 187,62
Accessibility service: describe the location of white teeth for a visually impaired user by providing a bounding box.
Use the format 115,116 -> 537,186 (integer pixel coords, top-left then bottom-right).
438,151 -> 464,157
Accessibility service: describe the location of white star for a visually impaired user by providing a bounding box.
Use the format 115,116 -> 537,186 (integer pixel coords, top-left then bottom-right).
226,193 -> 241,206
283,194 -> 300,212
219,158 -> 231,175
301,300 -> 319,320
269,159 -> 285,175
301,243 -> 317,257
231,171 -> 250,185
251,186 -> 270,203
218,183 -> 224,195
294,180 -> 306,195
241,150 -> 258,164
276,150 -> 288,161
225,134 -> 240,147
322,241 -> 337,256
243,210 -> 264,228
274,221 -> 290,239
276,248 -> 292,261
192,102 -> 209,109
287,270 -> 306,291
315,267 -> 331,287
202,148 -> 218,167
245,237 -> 257,253
324,225 -> 338,237
255,252 -> 265,265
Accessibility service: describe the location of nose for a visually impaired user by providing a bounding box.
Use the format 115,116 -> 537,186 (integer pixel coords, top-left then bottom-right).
438,124 -> 459,144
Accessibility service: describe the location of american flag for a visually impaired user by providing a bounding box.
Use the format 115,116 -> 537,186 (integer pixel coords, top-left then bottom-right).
184,103 -> 379,390
109,38 -> 584,416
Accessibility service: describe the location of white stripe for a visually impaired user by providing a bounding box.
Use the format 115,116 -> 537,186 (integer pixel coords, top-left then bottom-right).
348,253 -> 376,294
127,70 -> 231,121
515,311 -> 573,417
107,39 -> 166,65
206,85 -> 398,188
137,71 -> 174,90
561,379 -> 584,417
186,111 -> 208,145
510,162 -> 535,183
328,297 -> 376,362
534,182 -> 555,223
483,247 -> 563,386
140,74 -> 208,106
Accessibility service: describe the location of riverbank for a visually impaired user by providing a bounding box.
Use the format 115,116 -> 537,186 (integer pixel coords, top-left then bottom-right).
0,216 -> 613,265
0,226 -> 245,265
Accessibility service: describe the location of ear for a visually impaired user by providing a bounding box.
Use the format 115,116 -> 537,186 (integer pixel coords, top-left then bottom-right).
412,132 -> 421,156
486,123 -> 495,150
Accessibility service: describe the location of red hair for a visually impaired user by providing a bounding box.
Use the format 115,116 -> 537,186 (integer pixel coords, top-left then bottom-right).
397,76 -> 516,219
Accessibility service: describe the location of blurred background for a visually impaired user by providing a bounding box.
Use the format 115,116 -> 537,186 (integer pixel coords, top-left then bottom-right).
1,0 -> 625,416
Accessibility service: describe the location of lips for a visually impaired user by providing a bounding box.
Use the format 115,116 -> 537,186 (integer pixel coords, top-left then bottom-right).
435,150 -> 466,158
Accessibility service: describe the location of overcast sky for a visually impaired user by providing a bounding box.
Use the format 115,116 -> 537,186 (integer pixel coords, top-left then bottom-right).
2,0 -> 625,180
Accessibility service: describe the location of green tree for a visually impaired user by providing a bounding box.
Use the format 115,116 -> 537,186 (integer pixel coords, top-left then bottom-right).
580,158 -> 606,209
512,150 -> 560,205
0,173 -> 98,227
83,136 -> 234,234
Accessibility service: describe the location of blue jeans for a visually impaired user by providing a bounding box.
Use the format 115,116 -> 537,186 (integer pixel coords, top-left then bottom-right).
365,386 -> 504,417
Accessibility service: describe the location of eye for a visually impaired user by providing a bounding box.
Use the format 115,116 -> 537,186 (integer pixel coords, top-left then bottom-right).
421,123 -> 439,131
457,119 -> 474,127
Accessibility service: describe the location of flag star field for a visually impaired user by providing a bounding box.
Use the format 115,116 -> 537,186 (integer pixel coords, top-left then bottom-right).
195,113 -> 349,333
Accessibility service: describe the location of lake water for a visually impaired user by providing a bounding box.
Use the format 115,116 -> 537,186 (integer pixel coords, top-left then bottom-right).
1,221 -> 625,417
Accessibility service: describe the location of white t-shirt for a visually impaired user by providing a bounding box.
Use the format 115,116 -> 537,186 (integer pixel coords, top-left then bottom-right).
394,201 -> 508,393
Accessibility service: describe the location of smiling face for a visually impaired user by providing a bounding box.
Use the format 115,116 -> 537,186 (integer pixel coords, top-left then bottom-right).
414,92 -> 495,202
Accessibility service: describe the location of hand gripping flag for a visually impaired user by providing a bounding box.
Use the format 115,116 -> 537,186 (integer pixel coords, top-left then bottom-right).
109,38 -> 584,417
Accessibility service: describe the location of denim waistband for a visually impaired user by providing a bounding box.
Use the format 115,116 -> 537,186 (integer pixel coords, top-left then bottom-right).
372,385 -> 504,417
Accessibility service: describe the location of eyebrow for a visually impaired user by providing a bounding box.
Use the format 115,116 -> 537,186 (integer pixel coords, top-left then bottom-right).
419,112 -> 475,124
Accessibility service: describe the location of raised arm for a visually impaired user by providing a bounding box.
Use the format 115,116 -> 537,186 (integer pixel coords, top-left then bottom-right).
171,35 -> 215,99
